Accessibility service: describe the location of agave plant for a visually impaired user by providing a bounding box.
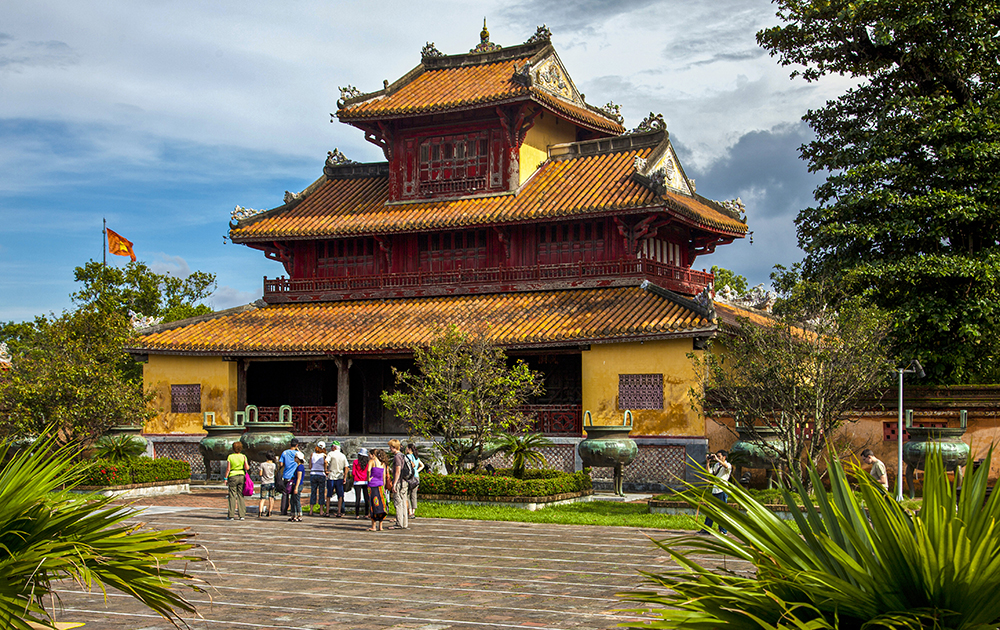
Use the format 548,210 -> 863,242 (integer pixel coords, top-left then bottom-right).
94,433 -> 147,461
0,432 -> 205,629
619,448 -> 1000,629
496,432 -> 553,478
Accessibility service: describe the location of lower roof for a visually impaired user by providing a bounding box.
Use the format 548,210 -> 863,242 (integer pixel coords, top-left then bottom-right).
132,284 -> 719,357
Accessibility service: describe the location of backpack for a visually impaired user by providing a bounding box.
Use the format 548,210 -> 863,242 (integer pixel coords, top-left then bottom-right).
400,455 -> 414,481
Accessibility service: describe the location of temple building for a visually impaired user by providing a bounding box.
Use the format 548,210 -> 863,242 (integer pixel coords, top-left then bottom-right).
132,24 -> 750,486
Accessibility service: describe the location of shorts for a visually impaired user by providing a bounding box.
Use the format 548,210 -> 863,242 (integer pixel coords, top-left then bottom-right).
328,478 -> 345,499
260,483 -> 275,499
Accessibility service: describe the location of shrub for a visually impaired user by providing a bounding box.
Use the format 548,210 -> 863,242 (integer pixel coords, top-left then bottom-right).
420,469 -> 591,497
81,458 -> 190,487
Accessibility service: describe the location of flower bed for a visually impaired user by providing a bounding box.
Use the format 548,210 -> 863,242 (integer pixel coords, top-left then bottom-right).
80,458 -> 191,487
419,469 -> 592,500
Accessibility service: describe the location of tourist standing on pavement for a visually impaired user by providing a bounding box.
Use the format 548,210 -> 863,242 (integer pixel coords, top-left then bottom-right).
699,449 -> 732,535
405,443 -> 424,519
352,448 -> 370,519
224,441 -> 250,521
367,449 -> 388,531
388,439 -> 410,529
309,441 -> 328,516
278,439 -> 300,516
325,441 -> 349,517
258,451 -> 276,518
288,451 -> 306,522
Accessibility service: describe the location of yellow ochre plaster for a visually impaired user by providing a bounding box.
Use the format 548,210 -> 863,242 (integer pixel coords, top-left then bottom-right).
143,355 -> 238,434
519,111 -> 577,185
581,339 -> 705,437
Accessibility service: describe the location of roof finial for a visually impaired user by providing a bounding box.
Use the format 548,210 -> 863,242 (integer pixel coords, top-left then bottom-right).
471,18 -> 501,54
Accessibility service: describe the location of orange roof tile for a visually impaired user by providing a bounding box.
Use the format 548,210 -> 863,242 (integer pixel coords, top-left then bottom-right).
133,286 -> 715,355
231,146 -> 747,241
337,52 -> 625,134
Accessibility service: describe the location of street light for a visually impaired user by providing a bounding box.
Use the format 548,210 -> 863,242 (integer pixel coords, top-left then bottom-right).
896,358 -> 924,501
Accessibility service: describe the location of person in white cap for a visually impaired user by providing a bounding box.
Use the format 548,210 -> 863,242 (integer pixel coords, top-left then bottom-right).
325,441 -> 349,517
309,441 -> 328,516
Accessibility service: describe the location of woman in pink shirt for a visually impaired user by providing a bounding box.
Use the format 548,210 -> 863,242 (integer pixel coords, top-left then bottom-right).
351,448 -> 370,519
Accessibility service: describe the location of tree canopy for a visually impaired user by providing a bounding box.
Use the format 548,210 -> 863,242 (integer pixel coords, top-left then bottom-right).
758,0 -> 1000,383
382,325 -> 543,473
72,260 -> 216,323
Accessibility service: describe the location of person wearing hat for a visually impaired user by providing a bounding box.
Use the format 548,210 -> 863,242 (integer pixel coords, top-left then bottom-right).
309,441 -> 328,516
325,441 -> 349,517
351,447 -> 370,519
277,438 -> 301,516
288,450 -> 306,522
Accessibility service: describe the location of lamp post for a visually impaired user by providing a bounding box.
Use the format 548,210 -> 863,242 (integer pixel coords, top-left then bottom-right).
896,359 -> 924,501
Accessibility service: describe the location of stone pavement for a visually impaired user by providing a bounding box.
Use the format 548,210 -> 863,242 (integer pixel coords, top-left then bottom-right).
48,488 -> 753,629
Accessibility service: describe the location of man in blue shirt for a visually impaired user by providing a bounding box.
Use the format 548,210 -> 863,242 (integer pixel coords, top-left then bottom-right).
277,438 -> 300,515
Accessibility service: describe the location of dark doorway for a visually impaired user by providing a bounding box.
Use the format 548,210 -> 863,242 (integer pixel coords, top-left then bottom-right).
349,358 -> 414,434
246,360 -> 337,406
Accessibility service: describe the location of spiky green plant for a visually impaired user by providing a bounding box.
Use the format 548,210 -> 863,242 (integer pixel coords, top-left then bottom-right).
94,433 -> 147,461
619,448 -> 1000,629
496,432 -> 553,478
0,432 -> 205,629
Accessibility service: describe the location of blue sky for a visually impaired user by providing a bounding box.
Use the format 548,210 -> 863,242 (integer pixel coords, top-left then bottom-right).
0,0 -> 849,322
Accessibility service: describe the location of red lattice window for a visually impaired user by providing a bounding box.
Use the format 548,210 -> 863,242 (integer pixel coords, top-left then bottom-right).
170,384 -> 201,413
399,128 -> 505,200
618,374 -> 663,410
418,230 -> 488,272
537,222 -> 606,264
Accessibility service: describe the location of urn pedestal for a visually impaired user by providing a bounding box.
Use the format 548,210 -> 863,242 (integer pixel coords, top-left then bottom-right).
577,411 -> 638,496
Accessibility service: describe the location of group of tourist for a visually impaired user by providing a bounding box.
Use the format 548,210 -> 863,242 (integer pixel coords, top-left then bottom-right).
225,437 -> 425,530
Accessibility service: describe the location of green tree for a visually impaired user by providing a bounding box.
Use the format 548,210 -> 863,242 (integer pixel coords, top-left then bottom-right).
690,288 -> 894,487
0,306 -> 154,444
0,431 -> 204,629
758,1 -> 1000,383
382,325 -> 544,473
619,449 -> 1000,629
72,260 -> 216,323
710,265 -> 748,296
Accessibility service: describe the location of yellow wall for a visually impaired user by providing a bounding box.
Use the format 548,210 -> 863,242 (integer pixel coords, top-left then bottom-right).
143,355 -> 238,434
519,111 -> 577,185
581,339 -> 705,436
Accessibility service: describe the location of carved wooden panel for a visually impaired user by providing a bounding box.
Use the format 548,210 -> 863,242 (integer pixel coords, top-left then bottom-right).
170,384 -> 201,413
618,374 -> 663,410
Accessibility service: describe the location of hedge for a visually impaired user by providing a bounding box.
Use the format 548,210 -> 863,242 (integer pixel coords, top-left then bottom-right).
80,458 -> 191,487
419,469 -> 592,497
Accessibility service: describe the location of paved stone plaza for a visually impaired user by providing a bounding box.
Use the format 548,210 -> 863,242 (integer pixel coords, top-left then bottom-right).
49,490 -> 753,629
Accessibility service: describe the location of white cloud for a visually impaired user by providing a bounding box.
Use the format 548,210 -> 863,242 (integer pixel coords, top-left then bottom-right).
210,285 -> 260,311
149,253 -> 192,277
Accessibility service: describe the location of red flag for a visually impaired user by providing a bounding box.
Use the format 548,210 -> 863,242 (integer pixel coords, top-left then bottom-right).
106,228 -> 136,262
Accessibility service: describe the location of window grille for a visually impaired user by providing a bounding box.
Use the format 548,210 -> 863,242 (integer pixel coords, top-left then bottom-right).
171,384 -> 201,413
618,374 -> 663,410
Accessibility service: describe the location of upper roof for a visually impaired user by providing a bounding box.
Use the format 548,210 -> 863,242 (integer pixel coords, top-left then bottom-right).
230,131 -> 748,241
132,283 -> 716,356
336,33 -> 625,134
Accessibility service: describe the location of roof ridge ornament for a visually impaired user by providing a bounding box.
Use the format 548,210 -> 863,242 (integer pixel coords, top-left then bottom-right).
232,205 -> 265,224
283,190 -> 301,204
0,342 -> 11,368
525,25 -> 552,44
720,197 -> 747,221
471,18 -> 501,54
421,41 -> 444,59
511,60 -> 532,87
326,148 -> 357,167
600,101 -> 623,124
632,112 -> 666,134
337,85 -> 363,108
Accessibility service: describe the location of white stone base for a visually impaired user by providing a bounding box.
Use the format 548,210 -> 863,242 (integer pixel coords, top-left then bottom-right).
423,494 -> 594,511
73,483 -> 190,499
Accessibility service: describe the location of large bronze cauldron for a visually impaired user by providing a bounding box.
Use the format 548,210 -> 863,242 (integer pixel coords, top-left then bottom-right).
198,412 -> 246,480
578,410 -> 638,496
240,405 -> 295,463
728,423 -> 786,488
902,410 -> 970,499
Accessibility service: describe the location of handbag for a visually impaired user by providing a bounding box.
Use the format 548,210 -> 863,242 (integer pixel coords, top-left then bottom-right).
242,456 -> 254,497
344,469 -> 354,492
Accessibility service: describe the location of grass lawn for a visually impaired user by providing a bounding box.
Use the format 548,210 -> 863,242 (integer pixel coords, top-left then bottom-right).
409,500 -> 704,530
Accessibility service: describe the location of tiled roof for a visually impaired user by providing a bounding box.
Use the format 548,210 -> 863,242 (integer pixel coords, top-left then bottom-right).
231,146 -> 747,241
133,286 -> 715,355
337,57 -> 625,134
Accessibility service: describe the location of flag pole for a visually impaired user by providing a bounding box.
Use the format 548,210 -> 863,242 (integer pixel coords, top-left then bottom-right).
103,217 -> 107,267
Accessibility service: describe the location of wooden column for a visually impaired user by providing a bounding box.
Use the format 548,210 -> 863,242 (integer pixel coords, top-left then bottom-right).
236,358 -> 247,412
333,356 -> 352,436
